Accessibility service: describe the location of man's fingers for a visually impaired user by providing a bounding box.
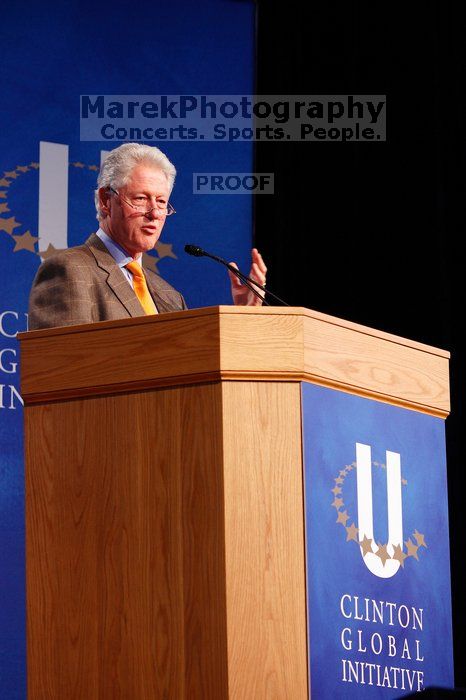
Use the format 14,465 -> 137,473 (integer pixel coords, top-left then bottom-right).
228,262 -> 242,288
228,272 -> 242,288
250,262 -> 266,285
251,248 -> 267,275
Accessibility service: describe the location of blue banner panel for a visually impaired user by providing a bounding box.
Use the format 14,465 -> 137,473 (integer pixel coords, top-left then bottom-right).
302,383 -> 453,698
0,1 -> 254,695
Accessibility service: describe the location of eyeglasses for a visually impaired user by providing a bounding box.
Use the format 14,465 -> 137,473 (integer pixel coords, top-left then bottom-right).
109,187 -> 175,216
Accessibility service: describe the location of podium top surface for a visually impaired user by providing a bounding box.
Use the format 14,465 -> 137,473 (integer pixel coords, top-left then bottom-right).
19,306 -> 450,417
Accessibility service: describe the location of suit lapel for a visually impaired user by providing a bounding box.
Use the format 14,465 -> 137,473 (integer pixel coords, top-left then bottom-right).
86,233 -> 145,317
145,275 -> 178,314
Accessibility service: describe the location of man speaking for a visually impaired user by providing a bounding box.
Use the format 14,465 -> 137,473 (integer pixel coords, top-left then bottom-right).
28,143 -> 267,329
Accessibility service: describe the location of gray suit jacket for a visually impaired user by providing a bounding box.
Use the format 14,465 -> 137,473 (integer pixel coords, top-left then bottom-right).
28,233 -> 187,330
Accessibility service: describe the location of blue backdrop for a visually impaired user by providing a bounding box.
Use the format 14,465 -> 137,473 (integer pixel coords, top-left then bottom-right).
0,2 -> 254,695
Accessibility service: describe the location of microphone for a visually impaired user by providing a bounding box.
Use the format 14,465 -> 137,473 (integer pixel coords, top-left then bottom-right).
184,244 -> 205,257
184,244 -> 289,306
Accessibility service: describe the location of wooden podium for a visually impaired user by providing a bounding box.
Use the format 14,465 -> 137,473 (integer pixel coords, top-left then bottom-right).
19,307 -> 450,699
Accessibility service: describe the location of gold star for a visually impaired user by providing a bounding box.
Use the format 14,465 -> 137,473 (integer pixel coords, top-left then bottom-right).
17,165 -> 29,173
331,485 -> 342,495
30,162 -> 39,169
332,497 -> 344,509
346,465 -> 353,471
380,463 -> 386,469
0,203 -> 10,214
359,534 -> 373,556
71,161 -> 85,168
0,178 -> 11,187
339,468 -> 347,477
335,476 -> 343,484
0,216 -> 21,234
12,230 -> 38,252
405,538 -> 419,560
142,253 -> 159,273
375,542 -> 390,566
4,170 -> 18,179
155,241 -> 177,259
88,164 -> 99,171
39,243 -> 64,259
346,523 -> 359,542
0,191 -> 6,198
401,478 -> 408,485
392,544 -> 407,567
336,510 -> 349,526
413,530 -> 427,548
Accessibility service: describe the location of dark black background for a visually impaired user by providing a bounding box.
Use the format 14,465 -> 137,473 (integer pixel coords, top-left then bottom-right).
254,0 -> 466,688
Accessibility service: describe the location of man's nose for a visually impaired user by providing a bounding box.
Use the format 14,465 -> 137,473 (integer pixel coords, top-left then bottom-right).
145,206 -> 162,220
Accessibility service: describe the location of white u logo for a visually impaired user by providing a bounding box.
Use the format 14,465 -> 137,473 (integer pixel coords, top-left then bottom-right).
356,443 -> 403,579
38,141 -> 109,256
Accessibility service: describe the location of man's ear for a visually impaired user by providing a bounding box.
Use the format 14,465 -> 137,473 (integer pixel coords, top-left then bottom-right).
99,187 -> 111,217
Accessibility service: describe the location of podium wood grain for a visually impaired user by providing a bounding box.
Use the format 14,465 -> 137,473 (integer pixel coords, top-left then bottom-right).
25,381 -> 307,698
222,382 -> 307,698
20,306 -> 449,416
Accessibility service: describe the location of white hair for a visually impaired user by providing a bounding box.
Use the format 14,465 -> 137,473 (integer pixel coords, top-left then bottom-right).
94,143 -> 176,221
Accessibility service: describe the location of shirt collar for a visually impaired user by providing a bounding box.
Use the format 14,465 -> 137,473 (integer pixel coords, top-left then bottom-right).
96,228 -> 142,267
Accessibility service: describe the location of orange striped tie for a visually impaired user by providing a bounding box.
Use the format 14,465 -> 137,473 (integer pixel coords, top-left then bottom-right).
125,261 -> 158,315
